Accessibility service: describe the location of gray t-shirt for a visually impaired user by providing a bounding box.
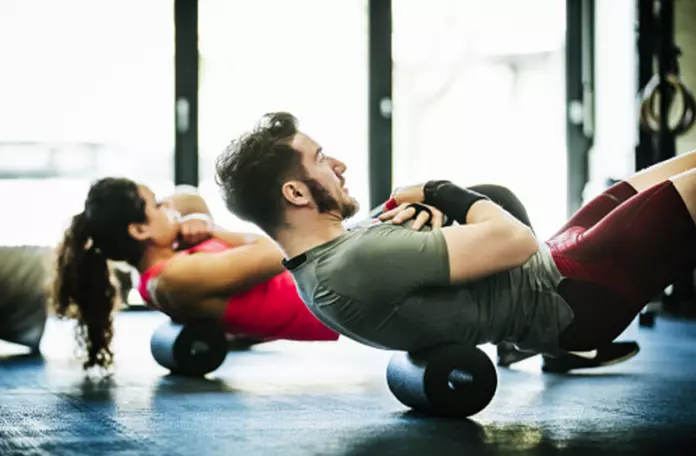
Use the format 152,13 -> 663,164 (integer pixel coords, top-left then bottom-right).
284,221 -> 575,355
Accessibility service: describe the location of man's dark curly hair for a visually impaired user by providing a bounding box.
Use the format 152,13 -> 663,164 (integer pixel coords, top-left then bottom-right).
215,112 -> 308,236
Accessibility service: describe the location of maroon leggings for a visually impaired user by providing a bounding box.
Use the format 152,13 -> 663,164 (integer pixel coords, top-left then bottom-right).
546,180 -> 696,351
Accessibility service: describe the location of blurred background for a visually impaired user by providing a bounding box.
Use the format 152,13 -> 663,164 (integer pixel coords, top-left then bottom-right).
0,0 -> 569,248
1,0 -> 695,308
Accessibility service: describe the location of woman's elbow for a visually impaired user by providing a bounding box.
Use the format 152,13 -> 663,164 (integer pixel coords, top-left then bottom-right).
256,237 -> 284,259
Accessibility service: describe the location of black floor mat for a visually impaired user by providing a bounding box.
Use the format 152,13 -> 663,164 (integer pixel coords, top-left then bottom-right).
1,312 -> 695,455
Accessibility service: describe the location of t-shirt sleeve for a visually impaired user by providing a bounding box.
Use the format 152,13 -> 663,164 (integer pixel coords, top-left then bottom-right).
321,224 -> 451,304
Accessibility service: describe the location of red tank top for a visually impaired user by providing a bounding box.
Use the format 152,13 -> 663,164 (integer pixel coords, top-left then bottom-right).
137,238 -> 338,342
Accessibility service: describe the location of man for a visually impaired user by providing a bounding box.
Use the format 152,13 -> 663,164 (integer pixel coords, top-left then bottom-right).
163,184 -> 640,370
167,184 -> 639,370
172,183 -> 641,371
213,112 -> 689,367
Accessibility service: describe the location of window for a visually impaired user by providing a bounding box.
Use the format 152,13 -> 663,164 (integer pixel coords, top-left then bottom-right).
198,0 -> 369,232
0,0 -> 175,246
392,0 -> 567,238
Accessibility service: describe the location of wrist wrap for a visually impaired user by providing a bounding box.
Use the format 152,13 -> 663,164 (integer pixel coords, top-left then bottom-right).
423,180 -> 490,224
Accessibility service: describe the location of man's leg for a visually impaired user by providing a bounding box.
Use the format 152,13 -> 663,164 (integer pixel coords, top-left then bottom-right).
549,150 -> 696,237
468,184 -> 640,371
552,180 -> 638,236
673,167 -> 696,225
551,171 -> 696,351
626,149 -> 696,192
468,184 -> 534,231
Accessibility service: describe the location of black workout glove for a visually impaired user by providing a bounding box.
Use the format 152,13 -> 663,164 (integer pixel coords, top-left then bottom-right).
423,180 -> 490,224
405,203 -> 453,227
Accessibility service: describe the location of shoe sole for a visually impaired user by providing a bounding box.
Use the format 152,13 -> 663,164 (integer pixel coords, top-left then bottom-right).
542,347 -> 640,373
594,347 -> 640,367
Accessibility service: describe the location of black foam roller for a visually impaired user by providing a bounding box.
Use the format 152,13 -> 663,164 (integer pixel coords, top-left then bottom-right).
150,320 -> 227,376
386,345 -> 498,418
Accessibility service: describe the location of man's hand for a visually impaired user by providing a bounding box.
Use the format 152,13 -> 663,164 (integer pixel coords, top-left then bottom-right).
391,183 -> 425,205
379,203 -> 444,230
179,214 -> 212,246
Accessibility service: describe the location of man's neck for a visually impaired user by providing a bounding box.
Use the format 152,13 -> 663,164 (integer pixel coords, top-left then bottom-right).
277,218 -> 347,260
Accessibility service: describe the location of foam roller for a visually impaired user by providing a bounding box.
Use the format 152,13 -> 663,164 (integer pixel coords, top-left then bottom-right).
150,319 -> 227,376
386,345 -> 498,418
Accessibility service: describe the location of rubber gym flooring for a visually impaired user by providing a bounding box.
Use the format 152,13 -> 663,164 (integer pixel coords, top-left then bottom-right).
1,312 -> 695,456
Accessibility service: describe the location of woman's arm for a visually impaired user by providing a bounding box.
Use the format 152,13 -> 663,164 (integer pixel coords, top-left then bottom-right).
208,228 -> 268,249
161,185 -> 213,218
153,235 -> 285,316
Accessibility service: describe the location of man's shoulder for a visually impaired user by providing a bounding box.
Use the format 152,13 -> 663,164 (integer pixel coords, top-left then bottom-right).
348,221 -> 421,241
313,225 -> 401,282
289,254 -> 359,311
323,223 -> 399,263
345,222 -> 436,253
309,224 -> 397,263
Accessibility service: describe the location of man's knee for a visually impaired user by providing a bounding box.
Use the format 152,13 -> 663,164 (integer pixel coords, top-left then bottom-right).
468,184 -> 531,228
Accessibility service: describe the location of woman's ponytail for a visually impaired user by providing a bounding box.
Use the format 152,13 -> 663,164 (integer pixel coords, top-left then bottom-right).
52,211 -> 117,370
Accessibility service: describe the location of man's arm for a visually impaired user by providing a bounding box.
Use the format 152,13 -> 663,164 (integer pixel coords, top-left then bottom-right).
389,180 -> 539,283
440,200 -> 539,283
330,202 -> 537,305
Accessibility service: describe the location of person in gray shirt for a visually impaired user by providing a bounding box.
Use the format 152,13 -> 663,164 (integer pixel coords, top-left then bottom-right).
437,184 -> 639,372
214,112 -> 696,361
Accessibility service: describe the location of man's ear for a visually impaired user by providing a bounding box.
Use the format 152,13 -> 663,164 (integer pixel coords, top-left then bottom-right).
127,223 -> 150,241
281,181 -> 312,207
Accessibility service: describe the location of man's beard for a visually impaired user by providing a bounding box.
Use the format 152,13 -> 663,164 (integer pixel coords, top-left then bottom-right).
303,178 -> 359,220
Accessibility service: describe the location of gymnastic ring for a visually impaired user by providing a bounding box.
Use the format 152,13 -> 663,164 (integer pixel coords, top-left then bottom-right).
639,73 -> 696,136
639,75 -> 687,134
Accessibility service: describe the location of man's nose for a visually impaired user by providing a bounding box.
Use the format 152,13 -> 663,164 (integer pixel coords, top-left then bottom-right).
330,157 -> 347,175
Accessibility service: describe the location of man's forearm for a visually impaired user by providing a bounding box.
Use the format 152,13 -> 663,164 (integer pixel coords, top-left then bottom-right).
423,181 -> 491,224
442,220 -> 539,283
423,181 -> 533,234
434,186 -> 539,283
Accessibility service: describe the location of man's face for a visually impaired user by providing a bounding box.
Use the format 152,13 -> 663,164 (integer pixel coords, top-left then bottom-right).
287,132 -> 359,220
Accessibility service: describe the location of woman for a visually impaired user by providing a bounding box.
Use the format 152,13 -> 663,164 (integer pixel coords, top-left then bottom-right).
52,177 -> 338,370
51,177 -> 635,371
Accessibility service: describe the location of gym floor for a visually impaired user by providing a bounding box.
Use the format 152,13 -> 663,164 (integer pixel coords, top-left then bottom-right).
1,312 -> 695,456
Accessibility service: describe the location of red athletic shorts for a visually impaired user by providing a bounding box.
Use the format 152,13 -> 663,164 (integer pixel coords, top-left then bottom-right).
545,180 -> 696,351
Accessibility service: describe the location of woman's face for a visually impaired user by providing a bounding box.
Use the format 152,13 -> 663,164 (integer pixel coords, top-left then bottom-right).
128,185 -> 180,248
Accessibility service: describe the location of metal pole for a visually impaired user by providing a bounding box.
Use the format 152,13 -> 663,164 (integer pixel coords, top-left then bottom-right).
174,0 -> 199,187
565,0 -> 594,216
636,0 -> 656,171
368,0 -> 393,208
656,0 -> 676,162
